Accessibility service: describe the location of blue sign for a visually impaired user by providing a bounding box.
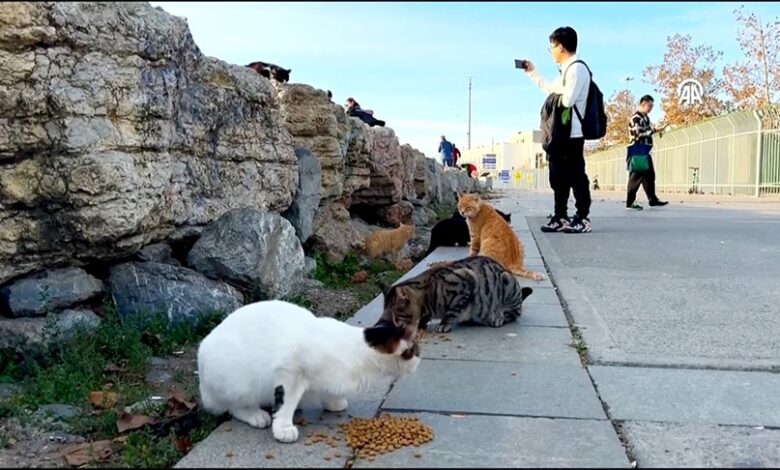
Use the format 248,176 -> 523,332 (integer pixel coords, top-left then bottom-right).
499,170 -> 510,182
482,154 -> 497,170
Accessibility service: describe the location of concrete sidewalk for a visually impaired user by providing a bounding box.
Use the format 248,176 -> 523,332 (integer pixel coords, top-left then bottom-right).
176,215 -> 631,468
496,189 -> 780,468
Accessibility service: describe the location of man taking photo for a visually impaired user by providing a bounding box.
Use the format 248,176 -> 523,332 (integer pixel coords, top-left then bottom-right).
523,26 -> 593,234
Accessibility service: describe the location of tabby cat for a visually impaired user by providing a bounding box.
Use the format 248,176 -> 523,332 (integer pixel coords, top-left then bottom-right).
426,207 -> 511,255
381,256 -> 534,334
452,193 -> 545,281
364,224 -> 415,263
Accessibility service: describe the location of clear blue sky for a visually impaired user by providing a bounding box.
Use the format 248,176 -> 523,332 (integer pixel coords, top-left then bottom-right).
152,1 -> 777,159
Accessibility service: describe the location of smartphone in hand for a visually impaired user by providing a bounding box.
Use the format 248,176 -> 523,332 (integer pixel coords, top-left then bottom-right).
514,59 -> 529,70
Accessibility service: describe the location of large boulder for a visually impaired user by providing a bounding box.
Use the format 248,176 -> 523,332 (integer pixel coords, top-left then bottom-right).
378,201 -> 414,227
307,202 -> 365,262
137,242 -> 181,266
0,2 -> 298,285
108,262 -> 243,324
187,209 -> 305,299
282,146 -> 322,242
400,145 -> 421,201
276,84 -> 372,201
0,267 -> 104,318
351,128 -> 404,206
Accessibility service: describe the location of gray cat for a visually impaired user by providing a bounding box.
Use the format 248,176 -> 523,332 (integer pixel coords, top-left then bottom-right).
380,256 -> 533,334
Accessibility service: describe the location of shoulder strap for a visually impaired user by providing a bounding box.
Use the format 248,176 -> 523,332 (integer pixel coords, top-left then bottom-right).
562,60 -> 592,124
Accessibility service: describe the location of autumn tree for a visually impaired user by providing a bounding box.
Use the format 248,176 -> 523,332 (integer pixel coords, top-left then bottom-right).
604,89 -> 636,146
723,5 -> 780,110
643,34 -> 731,127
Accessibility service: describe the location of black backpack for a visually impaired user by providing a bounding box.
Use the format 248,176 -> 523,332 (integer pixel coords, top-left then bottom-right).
563,60 -> 607,140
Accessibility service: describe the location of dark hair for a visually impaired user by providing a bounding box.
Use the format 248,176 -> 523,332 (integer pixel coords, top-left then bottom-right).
640,95 -> 654,104
549,27 -> 578,53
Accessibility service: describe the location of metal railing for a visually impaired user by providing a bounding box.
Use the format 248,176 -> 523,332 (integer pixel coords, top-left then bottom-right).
585,108 -> 780,197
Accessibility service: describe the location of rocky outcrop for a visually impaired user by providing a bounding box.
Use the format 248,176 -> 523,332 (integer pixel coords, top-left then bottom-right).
400,145 -> 422,201
352,128 -> 404,207
187,208 -> 305,299
378,202 -> 414,227
0,2 -> 298,285
0,267 -> 104,318
307,202 -> 365,262
276,84 -> 371,201
282,146 -> 322,243
108,262 -> 243,324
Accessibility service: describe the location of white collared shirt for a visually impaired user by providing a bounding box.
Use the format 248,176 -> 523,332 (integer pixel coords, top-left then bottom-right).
526,54 -> 591,138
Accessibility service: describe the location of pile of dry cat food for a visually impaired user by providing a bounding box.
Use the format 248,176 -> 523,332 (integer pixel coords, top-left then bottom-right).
340,414 -> 434,460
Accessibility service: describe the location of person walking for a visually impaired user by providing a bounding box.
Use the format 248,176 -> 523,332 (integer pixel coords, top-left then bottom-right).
438,136 -> 454,167
523,26 -> 593,234
626,95 -> 669,210
451,144 -> 461,167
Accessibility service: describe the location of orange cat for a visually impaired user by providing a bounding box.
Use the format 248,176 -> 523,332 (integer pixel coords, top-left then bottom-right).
364,224 -> 415,263
453,193 -> 544,281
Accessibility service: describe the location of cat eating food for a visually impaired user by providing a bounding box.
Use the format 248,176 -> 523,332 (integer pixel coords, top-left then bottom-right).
441,193 -> 545,281
381,256 -> 534,334
364,223 -> 415,264
197,300 -> 420,443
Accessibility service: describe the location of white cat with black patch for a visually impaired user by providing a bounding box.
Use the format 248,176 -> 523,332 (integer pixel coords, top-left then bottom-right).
197,300 -> 421,443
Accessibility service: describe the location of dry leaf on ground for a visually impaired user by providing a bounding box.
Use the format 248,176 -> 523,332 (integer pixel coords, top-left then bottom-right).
116,412 -> 156,433
166,389 -> 197,418
61,440 -> 112,466
174,436 -> 192,453
88,391 -> 118,409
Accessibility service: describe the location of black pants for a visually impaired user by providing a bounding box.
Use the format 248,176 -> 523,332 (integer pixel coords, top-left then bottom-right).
626,157 -> 658,205
548,138 -> 591,219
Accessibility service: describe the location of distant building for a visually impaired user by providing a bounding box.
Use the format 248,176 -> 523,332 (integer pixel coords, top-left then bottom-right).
459,130 -> 546,176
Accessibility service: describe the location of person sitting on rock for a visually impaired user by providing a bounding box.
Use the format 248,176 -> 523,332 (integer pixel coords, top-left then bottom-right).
345,98 -> 386,127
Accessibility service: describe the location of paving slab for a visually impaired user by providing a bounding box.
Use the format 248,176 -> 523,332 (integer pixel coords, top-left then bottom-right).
518,303 -> 569,327
355,412 -> 630,468
419,321 -> 579,365
175,420 -> 350,468
382,360 -> 606,420
589,365 -> 780,427
529,210 -> 780,370
619,421 -> 780,468
521,286 -> 559,305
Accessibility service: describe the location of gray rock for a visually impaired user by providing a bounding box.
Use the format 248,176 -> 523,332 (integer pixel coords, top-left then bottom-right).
282,146 -> 322,243
0,383 -> 22,400
109,262 -> 243,324
0,2 -> 299,286
145,370 -> 173,384
188,209 -> 305,299
138,243 -> 181,266
412,206 -> 436,226
55,309 -> 101,337
36,404 -> 79,421
0,268 -> 104,318
0,309 -> 101,352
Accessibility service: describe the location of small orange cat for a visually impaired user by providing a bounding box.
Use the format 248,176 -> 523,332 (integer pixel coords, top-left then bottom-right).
364,223 -> 415,263
451,193 -> 544,281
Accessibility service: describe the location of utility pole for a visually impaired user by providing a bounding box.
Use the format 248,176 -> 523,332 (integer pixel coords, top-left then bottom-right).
467,76 -> 472,150
623,76 -> 634,94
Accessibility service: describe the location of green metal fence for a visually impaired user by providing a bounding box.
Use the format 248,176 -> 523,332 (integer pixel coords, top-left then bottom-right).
585,108 -> 780,197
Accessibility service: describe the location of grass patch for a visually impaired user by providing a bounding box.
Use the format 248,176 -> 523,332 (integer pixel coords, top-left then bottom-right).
570,325 -> 588,363
1,299 -> 226,466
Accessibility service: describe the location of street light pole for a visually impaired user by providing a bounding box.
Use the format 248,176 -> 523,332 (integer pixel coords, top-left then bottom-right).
467,76 -> 472,150
623,76 -> 634,94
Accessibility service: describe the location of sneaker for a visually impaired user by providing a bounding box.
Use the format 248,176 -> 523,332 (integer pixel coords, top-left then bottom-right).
649,200 -> 669,207
626,203 -> 643,211
540,215 -> 570,233
563,216 -> 592,234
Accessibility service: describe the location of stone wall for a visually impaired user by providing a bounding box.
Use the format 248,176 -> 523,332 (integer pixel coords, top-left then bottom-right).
0,2 -> 490,348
